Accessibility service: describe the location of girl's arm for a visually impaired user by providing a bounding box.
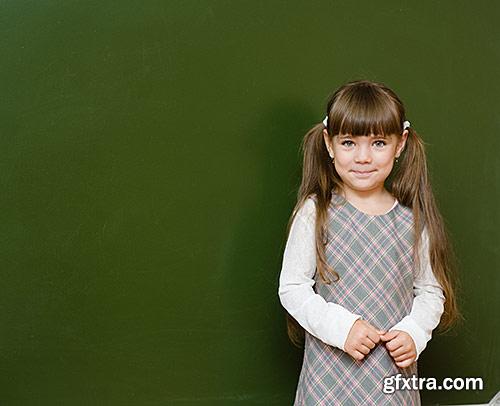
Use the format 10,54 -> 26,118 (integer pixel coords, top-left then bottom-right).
278,198 -> 362,351
388,227 -> 445,361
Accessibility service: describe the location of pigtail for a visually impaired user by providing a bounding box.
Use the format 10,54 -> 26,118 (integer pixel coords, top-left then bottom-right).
392,128 -> 461,331
392,127 -> 428,258
298,123 -> 341,284
283,123 -> 341,348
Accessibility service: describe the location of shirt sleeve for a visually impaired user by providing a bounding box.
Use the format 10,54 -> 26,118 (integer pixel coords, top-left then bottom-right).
277,198 -> 362,351
388,226 -> 446,361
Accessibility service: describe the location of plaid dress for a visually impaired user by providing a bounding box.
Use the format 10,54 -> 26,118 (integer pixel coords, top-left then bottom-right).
294,193 -> 421,405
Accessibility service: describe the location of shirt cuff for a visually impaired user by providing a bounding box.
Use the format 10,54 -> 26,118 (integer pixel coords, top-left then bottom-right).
336,310 -> 362,352
389,316 -> 428,362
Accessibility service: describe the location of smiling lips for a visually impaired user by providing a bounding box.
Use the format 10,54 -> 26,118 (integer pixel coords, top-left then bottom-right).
351,169 -> 376,177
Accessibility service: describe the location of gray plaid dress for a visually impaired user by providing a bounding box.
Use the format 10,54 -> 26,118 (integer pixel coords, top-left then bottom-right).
294,193 -> 421,405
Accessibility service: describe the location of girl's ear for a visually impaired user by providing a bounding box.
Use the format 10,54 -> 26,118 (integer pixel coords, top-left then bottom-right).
323,129 -> 334,158
395,130 -> 409,158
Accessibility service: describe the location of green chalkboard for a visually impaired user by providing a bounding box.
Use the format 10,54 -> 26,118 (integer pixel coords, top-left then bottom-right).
0,1 -> 498,404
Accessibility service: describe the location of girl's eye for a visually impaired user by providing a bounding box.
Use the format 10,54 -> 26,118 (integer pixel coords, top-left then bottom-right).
373,140 -> 386,147
341,140 -> 354,147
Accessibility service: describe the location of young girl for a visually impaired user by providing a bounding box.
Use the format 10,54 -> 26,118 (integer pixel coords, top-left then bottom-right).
278,80 -> 460,405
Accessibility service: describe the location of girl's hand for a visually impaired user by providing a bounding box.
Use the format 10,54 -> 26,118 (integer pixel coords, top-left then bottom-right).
344,319 -> 385,361
380,330 -> 417,368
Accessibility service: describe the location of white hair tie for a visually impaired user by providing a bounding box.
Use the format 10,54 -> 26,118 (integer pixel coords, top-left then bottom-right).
323,115 -> 411,130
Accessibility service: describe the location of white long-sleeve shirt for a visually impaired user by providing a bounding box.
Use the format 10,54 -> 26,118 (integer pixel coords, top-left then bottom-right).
277,197 -> 445,361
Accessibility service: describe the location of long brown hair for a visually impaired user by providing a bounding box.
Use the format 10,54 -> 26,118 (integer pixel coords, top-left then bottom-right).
283,79 -> 461,348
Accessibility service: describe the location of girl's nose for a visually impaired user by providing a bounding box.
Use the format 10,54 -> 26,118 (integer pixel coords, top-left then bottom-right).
355,146 -> 372,163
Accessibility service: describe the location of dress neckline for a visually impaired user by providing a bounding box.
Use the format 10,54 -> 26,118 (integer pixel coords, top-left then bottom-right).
332,192 -> 399,217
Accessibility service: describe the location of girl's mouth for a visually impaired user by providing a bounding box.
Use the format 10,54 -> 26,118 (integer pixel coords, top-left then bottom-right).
351,169 -> 376,177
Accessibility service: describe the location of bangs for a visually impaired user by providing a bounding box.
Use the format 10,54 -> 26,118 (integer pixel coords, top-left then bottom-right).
329,84 -> 403,137
337,132 -> 391,139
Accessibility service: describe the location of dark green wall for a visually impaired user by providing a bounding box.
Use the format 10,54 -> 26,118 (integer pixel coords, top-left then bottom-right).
0,1 -> 498,404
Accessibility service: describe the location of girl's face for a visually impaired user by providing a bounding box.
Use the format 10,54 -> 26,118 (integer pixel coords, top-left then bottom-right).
323,130 -> 408,195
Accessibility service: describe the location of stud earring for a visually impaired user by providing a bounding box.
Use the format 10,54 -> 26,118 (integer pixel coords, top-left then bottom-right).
395,157 -> 399,163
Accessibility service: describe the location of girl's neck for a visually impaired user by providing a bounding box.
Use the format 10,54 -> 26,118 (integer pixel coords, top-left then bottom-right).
336,186 -> 396,215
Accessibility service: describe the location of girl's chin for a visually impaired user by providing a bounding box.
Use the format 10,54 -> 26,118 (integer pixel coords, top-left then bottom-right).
340,179 -> 385,193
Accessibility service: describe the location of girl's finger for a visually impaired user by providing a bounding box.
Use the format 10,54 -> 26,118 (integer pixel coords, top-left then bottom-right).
357,344 -> 371,355
385,339 -> 404,352
367,330 -> 381,344
352,350 -> 366,361
389,346 -> 408,358
396,357 -> 415,368
394,353 -> 411,362
362,337 -> 376,349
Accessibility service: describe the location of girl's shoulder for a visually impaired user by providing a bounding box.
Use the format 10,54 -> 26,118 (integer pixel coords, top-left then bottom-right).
394,200 -> 414,220
294,195 -> 317,222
